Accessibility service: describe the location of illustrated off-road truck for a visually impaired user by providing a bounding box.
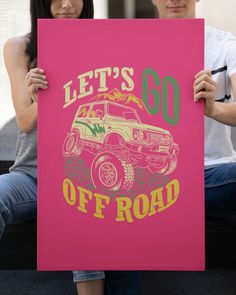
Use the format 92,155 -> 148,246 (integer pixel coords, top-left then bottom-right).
63,101 -> 179,191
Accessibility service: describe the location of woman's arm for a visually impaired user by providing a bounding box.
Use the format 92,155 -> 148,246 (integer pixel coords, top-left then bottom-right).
4,36 -> 47,133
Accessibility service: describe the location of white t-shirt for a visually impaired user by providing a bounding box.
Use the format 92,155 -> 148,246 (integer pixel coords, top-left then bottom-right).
204,26 -> 236,167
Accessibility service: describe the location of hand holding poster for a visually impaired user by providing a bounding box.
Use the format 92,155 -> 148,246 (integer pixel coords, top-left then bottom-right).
38,19 -> 204,270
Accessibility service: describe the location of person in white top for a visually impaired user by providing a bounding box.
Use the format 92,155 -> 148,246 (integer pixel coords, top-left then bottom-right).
151,0 -> 236,217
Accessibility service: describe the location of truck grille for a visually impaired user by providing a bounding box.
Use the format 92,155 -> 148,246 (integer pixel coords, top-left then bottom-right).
149,132 -> 171,145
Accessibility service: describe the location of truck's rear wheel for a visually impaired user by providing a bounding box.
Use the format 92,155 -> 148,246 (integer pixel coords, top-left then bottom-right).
62,130 -> 83,157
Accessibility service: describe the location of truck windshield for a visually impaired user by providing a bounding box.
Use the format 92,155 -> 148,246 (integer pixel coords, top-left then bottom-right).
108,104 -> 140,123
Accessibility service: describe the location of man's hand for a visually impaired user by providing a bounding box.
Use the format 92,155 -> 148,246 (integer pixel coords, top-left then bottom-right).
193,70 -> 217,117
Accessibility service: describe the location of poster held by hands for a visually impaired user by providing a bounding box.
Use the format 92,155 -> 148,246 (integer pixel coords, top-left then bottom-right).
38,19 -> 205,270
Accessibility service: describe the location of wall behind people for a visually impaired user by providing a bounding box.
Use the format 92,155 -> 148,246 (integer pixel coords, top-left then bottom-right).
108,0 -> 154,18
0,0 -> 30,130
196,0 -> 236,36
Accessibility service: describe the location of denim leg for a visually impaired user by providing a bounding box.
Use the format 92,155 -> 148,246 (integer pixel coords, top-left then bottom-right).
0,171 -> 37,239
72,270 -> 105,282
105,271 -> 141,295
205,163 -> 236,218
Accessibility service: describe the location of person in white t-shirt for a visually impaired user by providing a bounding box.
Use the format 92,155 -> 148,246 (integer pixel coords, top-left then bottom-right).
151,0 -> 236,217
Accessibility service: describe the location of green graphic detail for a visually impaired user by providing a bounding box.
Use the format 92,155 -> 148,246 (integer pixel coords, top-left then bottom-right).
142,68 -> 161,115
162,76 -> 180,125
142,68 -> 180,125
75,121 -> 105,137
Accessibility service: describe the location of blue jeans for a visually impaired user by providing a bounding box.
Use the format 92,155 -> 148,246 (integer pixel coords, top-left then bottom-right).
0,171 -> 141,290
72,270 -> 105,282
0,172 -> 104,282
0,171 -> 37,239
73,270 -> 141,294
205,163 -> 236,218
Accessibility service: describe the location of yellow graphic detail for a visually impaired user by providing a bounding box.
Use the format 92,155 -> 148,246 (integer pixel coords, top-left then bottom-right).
78,107 -> 89,118
94,88 -> 148,111
62,177 -> 180,223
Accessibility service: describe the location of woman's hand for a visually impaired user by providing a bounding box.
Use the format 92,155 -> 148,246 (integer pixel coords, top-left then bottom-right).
24,68 -> 48,103
193,70 -> 217,117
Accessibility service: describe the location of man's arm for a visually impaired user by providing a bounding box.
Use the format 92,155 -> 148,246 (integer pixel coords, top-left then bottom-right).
194,70 -> 236,126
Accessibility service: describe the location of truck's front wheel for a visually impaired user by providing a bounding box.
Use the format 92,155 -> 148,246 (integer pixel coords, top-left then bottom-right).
91,152 -> 134,191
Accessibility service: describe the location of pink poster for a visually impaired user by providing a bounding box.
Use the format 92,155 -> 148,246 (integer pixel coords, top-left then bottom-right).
38,19 -> 205,270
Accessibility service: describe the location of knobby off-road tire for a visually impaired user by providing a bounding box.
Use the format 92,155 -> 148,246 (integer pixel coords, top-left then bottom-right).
62,129 -> 84,157
91,152 -> 134,192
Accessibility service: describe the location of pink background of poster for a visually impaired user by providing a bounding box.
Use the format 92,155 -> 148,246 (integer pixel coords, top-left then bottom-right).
38,19 -> 205,270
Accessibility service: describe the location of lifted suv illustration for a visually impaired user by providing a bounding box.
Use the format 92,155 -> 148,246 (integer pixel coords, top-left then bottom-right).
63,101 -> 179,191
